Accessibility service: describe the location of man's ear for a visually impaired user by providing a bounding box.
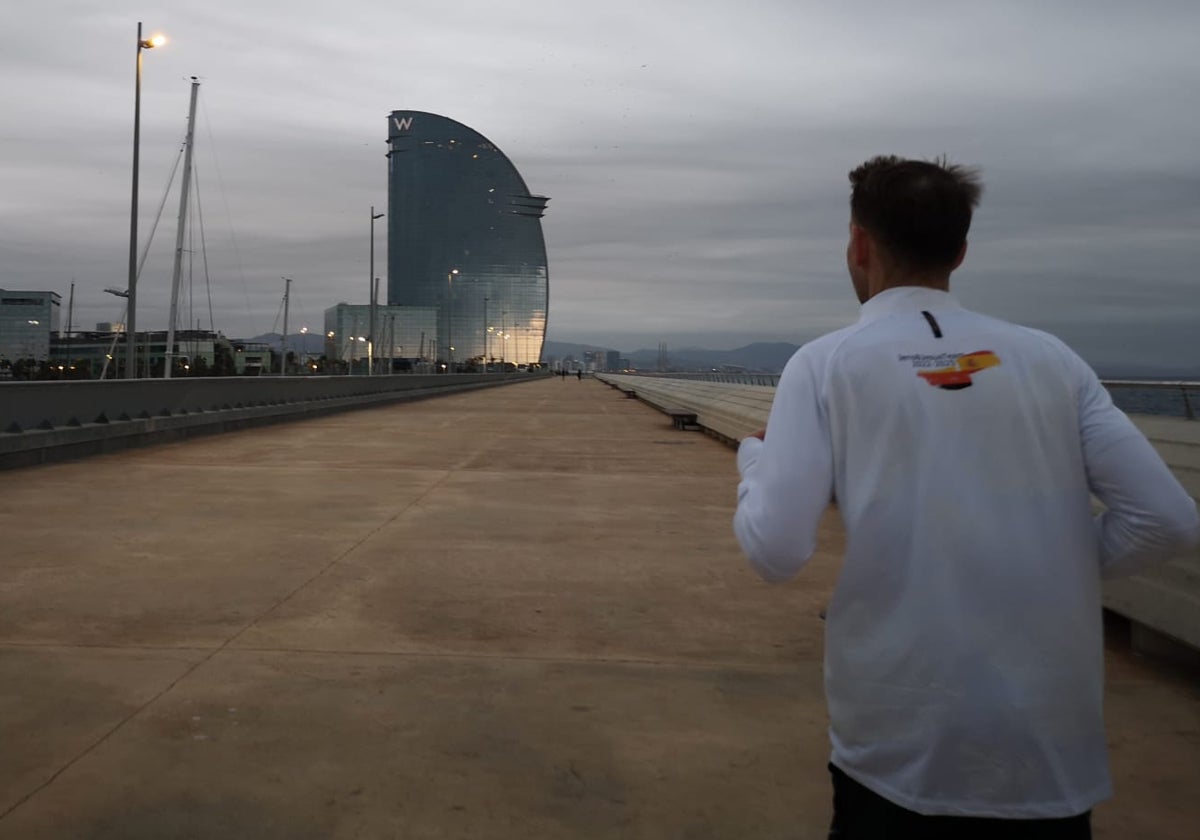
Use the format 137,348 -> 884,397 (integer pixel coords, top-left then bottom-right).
849,223 -> 871,271
950,240 -> 968,272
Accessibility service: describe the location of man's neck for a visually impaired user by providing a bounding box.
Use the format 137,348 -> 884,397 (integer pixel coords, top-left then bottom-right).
867,274 -> 950,301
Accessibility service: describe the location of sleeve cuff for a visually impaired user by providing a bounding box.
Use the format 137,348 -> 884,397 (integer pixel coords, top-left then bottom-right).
737,436 -> 763,476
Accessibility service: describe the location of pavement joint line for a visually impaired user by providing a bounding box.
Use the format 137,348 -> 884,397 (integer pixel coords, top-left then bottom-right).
0,642 -> 212,653
0,641 -> 815,674
215,467 -> 460,643
0,467 -> 458,825
213,645 -> 816,673
109,460 -> 730,476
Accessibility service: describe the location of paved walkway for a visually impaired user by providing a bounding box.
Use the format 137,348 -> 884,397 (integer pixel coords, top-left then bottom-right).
0,376 -> 1196,838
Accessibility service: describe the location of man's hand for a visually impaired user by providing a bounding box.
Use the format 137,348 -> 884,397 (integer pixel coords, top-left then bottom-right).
746,428 -> 766,441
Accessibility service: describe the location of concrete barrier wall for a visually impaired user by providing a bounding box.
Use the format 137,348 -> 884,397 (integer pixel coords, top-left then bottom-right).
598,373 -> 1200,657
0,373 -> 541,469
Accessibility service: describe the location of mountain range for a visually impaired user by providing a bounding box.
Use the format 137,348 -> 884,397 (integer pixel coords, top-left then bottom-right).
242,334 -> 801,372
542,340 -> 800,373
243,333 -> 327,354
241,334 -> 1198,379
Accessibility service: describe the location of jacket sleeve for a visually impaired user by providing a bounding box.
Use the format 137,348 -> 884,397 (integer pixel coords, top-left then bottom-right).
733,350 -> 834,582
1073,357 -> 1200,578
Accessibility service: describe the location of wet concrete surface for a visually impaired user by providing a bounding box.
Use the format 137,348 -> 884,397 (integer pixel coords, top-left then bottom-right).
0,376 -> 1196,838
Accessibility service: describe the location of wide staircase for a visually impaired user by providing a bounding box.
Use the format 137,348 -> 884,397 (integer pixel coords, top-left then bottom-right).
597,372 -> 1200,663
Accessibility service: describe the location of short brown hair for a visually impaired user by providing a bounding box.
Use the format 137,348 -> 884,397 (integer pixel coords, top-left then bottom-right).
849,155 -> 983,272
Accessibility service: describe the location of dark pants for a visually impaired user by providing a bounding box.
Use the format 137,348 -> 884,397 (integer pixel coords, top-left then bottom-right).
828,764 -> 1091,839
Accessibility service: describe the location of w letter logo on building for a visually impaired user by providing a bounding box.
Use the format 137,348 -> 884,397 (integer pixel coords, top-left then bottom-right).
392,116 -> 413,132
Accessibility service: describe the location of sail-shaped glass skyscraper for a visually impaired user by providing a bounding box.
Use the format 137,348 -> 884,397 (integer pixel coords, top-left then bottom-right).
386,111 -> 549,368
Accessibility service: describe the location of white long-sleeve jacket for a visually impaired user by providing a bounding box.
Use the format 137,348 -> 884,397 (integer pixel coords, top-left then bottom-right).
734,286 -> 1199,818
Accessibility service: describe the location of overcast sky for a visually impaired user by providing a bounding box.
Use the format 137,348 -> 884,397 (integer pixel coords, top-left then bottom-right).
2,1 -> 1197,371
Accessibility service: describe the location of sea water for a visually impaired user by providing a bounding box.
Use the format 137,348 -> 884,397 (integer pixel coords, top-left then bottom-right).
1107,386 -> 1197,419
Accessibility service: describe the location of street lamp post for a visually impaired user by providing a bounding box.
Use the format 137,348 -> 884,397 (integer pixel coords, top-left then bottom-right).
500,309 -> 507,366
369,207 -> 384,375
126,22 -> 165,379
101,287 -> 130,378
347,307 -> 366,374
388,314 -> 396,374
280,277 -> 291,375
483,296 -> 489,372
446,269 -> 458,370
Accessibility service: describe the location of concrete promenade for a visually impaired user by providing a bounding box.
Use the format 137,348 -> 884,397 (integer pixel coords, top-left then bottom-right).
0,376 -> 1197,838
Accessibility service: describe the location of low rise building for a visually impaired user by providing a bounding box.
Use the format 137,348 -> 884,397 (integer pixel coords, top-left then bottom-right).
50,329 -> 237,378
0,289 -> 61,363
324,303 -> 439,372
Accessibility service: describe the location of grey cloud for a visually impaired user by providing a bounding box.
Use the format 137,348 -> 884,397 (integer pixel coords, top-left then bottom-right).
1,0 -> 1198,371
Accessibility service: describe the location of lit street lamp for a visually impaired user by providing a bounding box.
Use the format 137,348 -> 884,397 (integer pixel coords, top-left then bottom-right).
369,207 -> 384,375
101,288 -> 130,379
126,22 -> 166,379
446,269 -> 458,370
326,330 -> 338,374
347,335 -> 367,374
500,309 -> 508,366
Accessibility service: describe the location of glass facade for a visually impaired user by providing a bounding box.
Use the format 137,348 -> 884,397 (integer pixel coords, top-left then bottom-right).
0,290 -> 61,362
387,111 -> 549,368
324,303 -> 439,370
50,330 -> 222,377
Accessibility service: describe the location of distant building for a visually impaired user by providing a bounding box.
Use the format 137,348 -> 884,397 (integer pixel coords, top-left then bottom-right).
323,303 -> 439,372
50,329 -> 231,378
0,290 -> 60,362
606,350 -> 621,372
386,111 -> 549,368
229,340 -> 276,376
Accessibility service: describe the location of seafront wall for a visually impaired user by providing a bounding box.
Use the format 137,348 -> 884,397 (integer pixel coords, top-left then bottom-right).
596,373 -> 1200,661
0,373 -> 541,469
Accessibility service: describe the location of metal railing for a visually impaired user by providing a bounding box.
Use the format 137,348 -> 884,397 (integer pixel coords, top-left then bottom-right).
0,372 -> 549,469
1101,380 -> 1197,421
630,372 -> 782,387
617,373 -> 1198,420
0,372 -> 539,435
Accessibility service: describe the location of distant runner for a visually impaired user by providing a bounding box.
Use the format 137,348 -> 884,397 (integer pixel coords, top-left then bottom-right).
734,155 -> 1200,838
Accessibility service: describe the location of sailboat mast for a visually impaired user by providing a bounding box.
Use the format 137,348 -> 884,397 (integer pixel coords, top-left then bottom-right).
280,277 -> 291,375
164,77 -> 200,379
65,280 -> 75,367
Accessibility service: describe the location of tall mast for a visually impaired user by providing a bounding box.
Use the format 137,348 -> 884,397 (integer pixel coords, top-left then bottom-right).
164,77 -> 200,379
126,22 -> 143,379
369,277 -> 378,375
369,206 -> 383,375
65,280 -> 75,366
280,277 -> 291,375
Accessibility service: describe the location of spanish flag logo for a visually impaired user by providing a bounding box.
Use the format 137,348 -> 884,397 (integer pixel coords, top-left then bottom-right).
918,350 -> 1001,390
